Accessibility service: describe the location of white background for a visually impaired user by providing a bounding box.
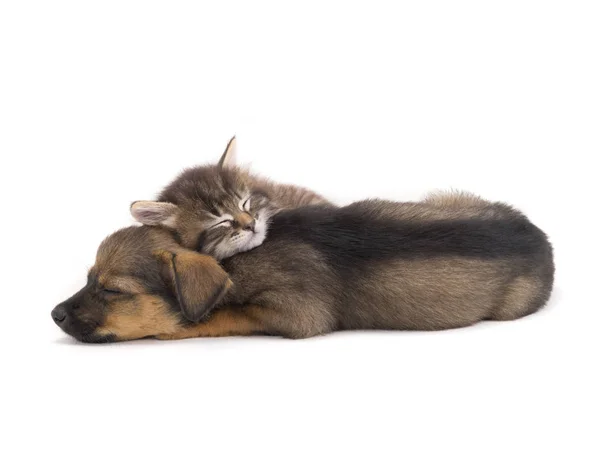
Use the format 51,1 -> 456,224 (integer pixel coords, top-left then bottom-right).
1,1 -> 598,453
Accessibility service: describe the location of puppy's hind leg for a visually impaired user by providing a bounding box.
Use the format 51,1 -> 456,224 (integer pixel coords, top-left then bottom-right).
489,276 -> 549,321
248,292 -> 336,339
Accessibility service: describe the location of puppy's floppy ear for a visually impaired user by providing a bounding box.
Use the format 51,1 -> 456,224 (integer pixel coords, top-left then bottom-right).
131,201 -> 179,228
156,250 -> 232,323
217,135 -> 237,169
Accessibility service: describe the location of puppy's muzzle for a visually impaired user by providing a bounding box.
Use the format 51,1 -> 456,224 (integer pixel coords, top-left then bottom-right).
51,290 -> 114,343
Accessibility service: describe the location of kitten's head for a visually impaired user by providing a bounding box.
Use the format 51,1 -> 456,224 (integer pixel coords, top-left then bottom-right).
131,137 -> 274,260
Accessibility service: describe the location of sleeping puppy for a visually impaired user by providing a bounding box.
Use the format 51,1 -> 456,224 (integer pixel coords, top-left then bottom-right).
51,194 -> 554,342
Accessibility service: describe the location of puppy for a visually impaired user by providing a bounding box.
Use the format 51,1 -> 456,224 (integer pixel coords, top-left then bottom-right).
51,194 -> 554,342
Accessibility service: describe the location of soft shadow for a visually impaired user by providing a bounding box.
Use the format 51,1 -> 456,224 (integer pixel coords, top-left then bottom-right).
53,336 -> 81,345
51,333 -> 287,347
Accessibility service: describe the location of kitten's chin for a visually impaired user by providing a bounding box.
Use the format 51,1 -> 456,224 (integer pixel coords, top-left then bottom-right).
238,227 -> 267,254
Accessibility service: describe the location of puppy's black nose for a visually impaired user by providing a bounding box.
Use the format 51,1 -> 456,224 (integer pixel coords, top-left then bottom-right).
51,306 -> 67,325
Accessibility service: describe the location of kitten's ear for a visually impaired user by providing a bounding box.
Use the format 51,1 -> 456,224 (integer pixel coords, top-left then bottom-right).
131,201 -> 179,228
218,135 -> 237,169
155,250 -> 232,323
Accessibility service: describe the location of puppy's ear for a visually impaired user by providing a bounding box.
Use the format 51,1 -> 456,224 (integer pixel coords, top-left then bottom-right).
156,250 -> 232,323
217,135 -> 237,169
131,201 -> 179,228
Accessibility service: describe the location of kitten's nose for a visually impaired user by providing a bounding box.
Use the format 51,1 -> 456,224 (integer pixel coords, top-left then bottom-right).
236,213 -> 255,232
243,220 -> 256,232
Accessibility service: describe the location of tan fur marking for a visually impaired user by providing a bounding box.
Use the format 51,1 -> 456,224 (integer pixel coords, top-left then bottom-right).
99,276 -> 147,294
491,276 -> 543,320
156,306 -> 265,340
235,212 -> 253,227
349,257 -> 507,330
96,295 -> 181,340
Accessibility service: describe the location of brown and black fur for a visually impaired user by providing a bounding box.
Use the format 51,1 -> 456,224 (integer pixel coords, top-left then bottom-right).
52,193 -> 554,342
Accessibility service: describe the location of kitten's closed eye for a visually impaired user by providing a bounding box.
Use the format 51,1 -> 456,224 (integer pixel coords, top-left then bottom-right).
242,198 -> 251,210
210,219 -> 232,229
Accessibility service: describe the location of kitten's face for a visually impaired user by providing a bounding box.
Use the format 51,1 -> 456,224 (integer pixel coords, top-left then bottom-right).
131,166 -> 274,260
179,184 -> 272,260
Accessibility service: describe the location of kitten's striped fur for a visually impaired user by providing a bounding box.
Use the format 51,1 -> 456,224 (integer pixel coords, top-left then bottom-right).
131,137 -> 332,259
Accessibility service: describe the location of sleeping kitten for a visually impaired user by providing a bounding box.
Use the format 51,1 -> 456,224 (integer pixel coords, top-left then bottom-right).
131,137 -> 332,259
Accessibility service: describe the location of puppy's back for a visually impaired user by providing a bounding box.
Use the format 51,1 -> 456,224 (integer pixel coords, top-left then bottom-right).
265,196 -> 554,330
224,195 -> 553,336
268,198 -> 551,264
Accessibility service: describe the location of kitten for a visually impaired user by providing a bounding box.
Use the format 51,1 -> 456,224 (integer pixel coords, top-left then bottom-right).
131,137 -> 332,260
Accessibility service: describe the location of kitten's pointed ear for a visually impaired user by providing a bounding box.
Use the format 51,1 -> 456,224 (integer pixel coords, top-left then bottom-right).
131,201 -> 179,228
155,250 -> 232,323
218,135 -> 237,169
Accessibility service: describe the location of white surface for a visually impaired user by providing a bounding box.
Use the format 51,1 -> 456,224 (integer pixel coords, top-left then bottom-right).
1,1 -> 598,453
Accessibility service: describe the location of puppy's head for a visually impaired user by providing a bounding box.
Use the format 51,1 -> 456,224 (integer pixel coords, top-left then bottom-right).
50,226 -> 232,342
